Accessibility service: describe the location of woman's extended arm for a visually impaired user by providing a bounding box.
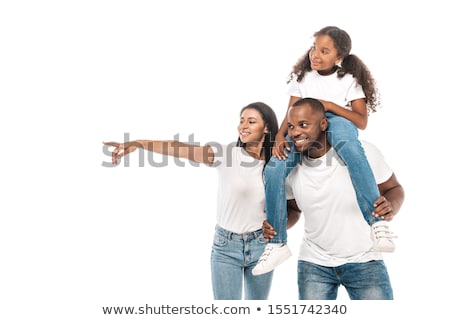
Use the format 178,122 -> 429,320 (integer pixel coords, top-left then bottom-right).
103,140 -> 214,165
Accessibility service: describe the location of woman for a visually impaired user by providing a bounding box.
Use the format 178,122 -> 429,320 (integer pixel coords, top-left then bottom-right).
104,102 -> 282,300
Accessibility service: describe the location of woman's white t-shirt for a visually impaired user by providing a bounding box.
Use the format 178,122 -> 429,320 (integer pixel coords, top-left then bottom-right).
210,145 -> 266,234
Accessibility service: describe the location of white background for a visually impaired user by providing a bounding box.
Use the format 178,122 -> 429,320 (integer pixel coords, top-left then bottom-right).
1,0 -> 448,319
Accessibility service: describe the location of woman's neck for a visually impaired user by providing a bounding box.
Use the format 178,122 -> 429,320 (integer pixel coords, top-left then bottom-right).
244,142 -> 264,160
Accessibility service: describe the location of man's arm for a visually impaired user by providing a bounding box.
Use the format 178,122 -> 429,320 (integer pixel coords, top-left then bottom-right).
287,199 -> 301,229
263,199 -> 301,241
373,173 -> 405,221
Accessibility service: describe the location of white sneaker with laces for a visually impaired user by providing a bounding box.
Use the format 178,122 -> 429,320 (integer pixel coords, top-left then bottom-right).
252,243 -> 291,276
371,221 -> 397,252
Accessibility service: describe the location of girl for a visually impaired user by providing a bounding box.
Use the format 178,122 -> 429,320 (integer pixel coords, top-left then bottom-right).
253,26 -> 396,276
104,102 -> 290,300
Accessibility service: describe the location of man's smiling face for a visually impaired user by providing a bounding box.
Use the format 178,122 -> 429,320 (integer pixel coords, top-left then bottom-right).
287,102 -> 328,156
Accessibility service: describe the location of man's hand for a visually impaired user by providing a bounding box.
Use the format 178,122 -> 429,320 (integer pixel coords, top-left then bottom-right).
372,196 -> 395,221
262,220 -> 277,241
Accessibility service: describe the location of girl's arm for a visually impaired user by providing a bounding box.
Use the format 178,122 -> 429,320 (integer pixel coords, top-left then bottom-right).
273,96 -> 302,159
103,140 -> 214,165
320,98 -> 368,130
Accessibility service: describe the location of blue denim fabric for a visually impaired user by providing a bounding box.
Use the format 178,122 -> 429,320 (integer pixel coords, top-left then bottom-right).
210,225 -> 273,300
326,112 -> 381,225
263,136 -> 300,244
297,260 -> 393,300
263,113 -> 380,244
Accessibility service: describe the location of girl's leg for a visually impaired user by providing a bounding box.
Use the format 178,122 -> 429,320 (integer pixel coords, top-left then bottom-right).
252,138 -> 300,275
263,136 -> 301,243
326,113 -> 396,252
326,113 -> 380,225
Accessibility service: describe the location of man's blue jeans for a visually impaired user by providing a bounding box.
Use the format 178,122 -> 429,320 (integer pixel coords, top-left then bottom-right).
297,260 -> 393,300
264,113 -> 381,244
211,225 -> 273,300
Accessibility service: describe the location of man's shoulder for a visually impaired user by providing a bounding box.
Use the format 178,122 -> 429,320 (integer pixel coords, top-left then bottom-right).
286,163 -> 301,184
360,140 -> 393,183
360,140 -> 383,158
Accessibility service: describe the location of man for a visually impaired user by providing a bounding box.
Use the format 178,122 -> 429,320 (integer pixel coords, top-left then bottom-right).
263,97 -> 404,299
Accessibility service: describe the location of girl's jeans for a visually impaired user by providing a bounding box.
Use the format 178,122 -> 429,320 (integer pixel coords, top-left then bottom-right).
211,225 -> 273,299
264,113 -> 381,244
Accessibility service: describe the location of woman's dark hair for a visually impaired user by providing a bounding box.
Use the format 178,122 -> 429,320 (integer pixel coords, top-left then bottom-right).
236,102 -> 278,166
288,26 -> 380,112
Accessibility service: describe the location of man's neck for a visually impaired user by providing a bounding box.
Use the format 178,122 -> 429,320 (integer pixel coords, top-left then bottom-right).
305,138 -> 330,159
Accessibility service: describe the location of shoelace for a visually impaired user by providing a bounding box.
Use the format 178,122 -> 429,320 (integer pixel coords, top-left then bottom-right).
257,246 -> 274,262
373,225 -> 397,239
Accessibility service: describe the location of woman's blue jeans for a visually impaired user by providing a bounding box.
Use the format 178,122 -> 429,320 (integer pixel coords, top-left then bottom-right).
264,113 -> 381,244
211,225 -> 273,300
298,260 -> 393,300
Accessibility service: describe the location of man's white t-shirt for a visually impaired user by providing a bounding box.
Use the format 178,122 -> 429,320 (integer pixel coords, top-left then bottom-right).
211,145 -> 266,234
286,141 -> 393,267
288,71 -> 365,109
